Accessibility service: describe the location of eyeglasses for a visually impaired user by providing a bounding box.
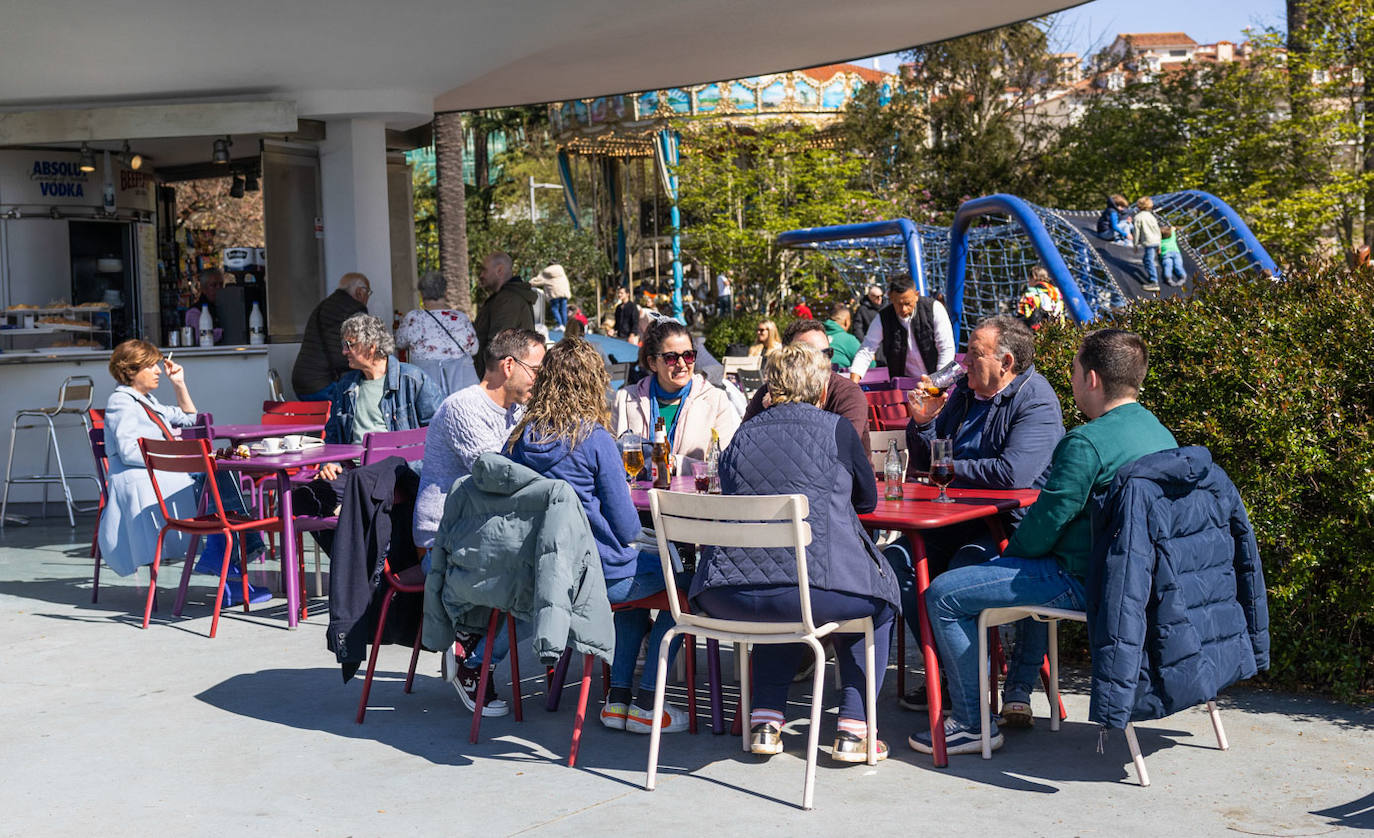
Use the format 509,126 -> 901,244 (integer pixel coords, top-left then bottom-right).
357,287 -> 372,297
342,340 -> 356,351
507,356 -> 541,376
656,350 -> 697,365
820,346 -> 835,359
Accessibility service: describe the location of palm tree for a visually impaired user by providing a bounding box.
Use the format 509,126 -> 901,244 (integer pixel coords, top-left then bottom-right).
434,110 -> 472,314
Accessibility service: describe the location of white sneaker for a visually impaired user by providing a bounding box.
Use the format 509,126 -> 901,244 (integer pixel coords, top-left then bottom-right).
625,702 -> 690,734
441,644 -> 509,717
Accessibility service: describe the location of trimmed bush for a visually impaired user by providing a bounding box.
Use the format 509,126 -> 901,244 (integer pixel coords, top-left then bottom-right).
705,312 -> 796,359
1032,263 -> 1374,699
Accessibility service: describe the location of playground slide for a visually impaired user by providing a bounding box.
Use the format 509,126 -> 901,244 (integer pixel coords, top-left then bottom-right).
1057,212 -> 1196,301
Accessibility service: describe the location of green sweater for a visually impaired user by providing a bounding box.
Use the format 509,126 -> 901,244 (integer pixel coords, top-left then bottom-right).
823,319 -> 862,368
1005,401 -> 1176,581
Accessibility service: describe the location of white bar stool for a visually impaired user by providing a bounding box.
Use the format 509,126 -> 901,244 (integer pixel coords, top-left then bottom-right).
1,375 -> 102,528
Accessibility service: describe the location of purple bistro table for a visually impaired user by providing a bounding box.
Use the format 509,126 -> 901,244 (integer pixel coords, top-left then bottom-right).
210,422 -> 327,448
222,443 -> 363,628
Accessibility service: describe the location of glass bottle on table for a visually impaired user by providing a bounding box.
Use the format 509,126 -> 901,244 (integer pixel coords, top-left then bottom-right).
651,418 -> 672,489
705,428 -> 722,494
883,439 -> 904,500
929,438 -> 955,503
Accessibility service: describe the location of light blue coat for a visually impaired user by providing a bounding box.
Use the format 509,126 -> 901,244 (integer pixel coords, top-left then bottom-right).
97,386 -> 198,576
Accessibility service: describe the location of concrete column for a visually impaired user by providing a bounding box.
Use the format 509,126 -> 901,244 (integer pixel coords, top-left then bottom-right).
319,118 -> 393,325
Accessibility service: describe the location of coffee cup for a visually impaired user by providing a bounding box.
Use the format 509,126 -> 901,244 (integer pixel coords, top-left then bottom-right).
283,434 -> 304,451
179,326 -> 194,346
261,437 -> 283,454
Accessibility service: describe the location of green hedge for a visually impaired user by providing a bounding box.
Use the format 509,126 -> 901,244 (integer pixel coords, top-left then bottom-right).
704,312 -> 796,358
1032,263 -> 1374,699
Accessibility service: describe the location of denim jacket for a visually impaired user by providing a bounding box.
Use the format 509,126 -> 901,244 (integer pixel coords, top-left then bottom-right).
326,356 -> 442,444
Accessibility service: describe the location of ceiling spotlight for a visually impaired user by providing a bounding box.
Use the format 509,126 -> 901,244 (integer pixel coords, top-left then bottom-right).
229,175 -> 245,199
244,171 -> 259,193
78,143 -> 96,173
122,141 -> 143,171
212,136 -> 232,165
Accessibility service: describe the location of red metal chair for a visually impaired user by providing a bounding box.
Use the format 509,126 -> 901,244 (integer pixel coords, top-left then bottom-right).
139,438 -> 283,638
865,388 -> 909,431
88,427 -> 108,603
260,400 -> 331,430
354,556 -> 427,723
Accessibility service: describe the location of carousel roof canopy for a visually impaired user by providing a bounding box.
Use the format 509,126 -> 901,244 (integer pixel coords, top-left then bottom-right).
2,0 -> 1081,121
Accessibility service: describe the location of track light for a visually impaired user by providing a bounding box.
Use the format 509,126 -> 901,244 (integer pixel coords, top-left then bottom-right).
229,175 -> 245,199
212,136 -> 232,165
50,207 -> 62,219
244,171 -> 259,193
78,143 -> 96,173
122,141 -> 143,171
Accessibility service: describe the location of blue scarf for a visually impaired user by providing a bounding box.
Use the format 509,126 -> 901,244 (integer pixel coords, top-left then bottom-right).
649,375 -> 692,447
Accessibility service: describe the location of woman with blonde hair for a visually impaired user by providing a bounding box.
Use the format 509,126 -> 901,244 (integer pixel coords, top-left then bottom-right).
748,318 -> 782,358
506,338 -> 690,735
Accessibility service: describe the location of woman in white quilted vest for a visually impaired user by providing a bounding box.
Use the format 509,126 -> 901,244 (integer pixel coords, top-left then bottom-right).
612,319 -> 739,462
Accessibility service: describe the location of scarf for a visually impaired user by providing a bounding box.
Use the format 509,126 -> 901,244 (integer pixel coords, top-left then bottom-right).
648,375 -> 692,448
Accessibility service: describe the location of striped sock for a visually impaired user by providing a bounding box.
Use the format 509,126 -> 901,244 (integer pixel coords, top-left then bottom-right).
836,717 -> 869,738
751,708 -> 785,728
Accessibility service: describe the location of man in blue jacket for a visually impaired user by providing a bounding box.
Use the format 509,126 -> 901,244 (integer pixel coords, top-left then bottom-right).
886,315 -> 1064,713
910,328 -> 1175,756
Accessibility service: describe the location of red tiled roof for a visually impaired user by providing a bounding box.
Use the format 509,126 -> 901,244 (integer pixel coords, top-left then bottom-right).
1118,32 -> 1199,48
799,63 -> 891,84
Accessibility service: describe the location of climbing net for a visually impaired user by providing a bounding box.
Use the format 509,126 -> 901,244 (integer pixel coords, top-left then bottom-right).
1150,191 -> 1278,281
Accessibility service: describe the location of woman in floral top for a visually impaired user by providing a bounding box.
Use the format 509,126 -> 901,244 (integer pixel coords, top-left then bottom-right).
396,271 -> 481,394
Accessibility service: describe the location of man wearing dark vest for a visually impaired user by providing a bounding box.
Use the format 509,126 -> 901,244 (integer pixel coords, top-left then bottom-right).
849,275 -> 955,382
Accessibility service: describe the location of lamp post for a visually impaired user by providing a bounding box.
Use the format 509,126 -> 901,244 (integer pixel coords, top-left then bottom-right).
528,176 -> 563,222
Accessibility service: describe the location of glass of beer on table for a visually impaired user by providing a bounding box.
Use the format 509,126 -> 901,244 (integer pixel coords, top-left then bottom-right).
620,433 -> 645,483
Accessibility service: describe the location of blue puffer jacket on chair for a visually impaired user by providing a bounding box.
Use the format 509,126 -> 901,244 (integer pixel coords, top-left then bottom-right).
1086,446 -> 1269,729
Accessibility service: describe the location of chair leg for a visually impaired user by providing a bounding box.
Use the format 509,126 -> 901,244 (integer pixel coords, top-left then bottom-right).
864,622 -> 878,765
1039,655 -> 1067,722
142,528 -> 168,629
989,628 -> 1004,718
801,636 -> 826,811
685,634 -> 698,735
469,610 -> 502,745
568,654 -> 594,768
707,639 -> 724,735
355,588 -> 396,724
1047,620 -> 1061,733
978,612 -> 993,759
45,417 -> 77,528
1124,723 -> 1150,786
238,534 -> 251,613
91,509 -> 102,604
645,627 -> 679,788
403,618 -> 424,694
295,532 -> 307,620
507,613 -> 523,723
546,648 -> 572,711
737,642 -> 751,752
896,612 -> 906,699
208,531 -> 236,638
1207,700 -> 1229,750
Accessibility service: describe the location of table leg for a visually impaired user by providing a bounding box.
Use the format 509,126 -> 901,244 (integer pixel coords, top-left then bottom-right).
907,530 -> 948,767
277,469 -> 299,629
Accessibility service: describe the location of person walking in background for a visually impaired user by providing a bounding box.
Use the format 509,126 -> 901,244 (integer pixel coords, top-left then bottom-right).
716,270 -> 733,317
613,286 -> 640,343
748,319 -> 782,359
1132,197 -> 1162,291
1159,223 -> 1187,288
531,264 -> 572,327
792,298 -> 813,320
853,285 -> 883,342
395,270 -> 480,396
473,252 -> 537,377
1096,194 -> 1132,244
292,272 -> 370,402
823,302 -> 862,369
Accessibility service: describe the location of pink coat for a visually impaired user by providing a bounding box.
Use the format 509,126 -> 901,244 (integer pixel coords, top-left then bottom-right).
612,373 -> 740,461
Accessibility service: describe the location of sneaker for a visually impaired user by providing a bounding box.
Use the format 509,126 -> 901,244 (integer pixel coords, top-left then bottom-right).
220,582 -> 272,608
600,701 -> 629,731
897,681 -> 949,712
625,702 -> 689,734
447,660 -> 510,718
831,730 -> 888,763
195,552 -> 243,579
750,722 -> 783,755
908,717 -> 1002,756
997,700 -> 1035,729
1141,282 -> 1161,293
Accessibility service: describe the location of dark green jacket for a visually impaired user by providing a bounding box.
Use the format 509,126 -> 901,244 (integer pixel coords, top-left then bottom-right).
473,279 -> 538,375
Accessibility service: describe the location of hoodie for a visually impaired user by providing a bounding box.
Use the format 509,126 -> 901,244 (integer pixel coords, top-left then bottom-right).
507,423 -> 649,581
473,277 -> 538,375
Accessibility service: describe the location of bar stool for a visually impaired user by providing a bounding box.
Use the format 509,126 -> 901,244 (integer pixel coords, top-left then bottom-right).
1,375 -> 101,528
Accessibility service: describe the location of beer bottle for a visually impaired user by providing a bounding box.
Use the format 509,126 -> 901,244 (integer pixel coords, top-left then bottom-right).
652,417 -> 672,489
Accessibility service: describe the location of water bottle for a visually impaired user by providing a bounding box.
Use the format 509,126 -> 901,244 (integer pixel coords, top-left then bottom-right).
198,304 -> 215,347
884,439 -> 904,500
706,428 -> 722,494
248,301 -> 265,345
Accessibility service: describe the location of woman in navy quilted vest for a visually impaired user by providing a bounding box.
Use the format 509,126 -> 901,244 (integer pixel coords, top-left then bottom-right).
690,344 -> 900,762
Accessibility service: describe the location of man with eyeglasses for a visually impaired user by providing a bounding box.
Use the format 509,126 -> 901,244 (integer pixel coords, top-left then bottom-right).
292,272 -> 372,403
743,319 -> 869,446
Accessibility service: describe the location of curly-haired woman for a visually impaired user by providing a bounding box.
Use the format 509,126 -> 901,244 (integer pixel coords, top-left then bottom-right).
507,337 -> 690,735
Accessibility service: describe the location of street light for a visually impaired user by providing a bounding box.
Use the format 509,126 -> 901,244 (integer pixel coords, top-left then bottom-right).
528,175 -> 563,222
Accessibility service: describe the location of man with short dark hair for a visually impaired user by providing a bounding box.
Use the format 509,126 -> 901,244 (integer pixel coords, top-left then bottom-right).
909,328 -> 1176,757
292,273 -> 371,401
473,252 -> 537,377
744,319 -> 868,444
823,302 -> 862,369
849,275 -> 954,382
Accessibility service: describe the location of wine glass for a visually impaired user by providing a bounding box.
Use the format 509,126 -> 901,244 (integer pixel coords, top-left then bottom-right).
929,438 -> 955,503
620,433 -> 645,483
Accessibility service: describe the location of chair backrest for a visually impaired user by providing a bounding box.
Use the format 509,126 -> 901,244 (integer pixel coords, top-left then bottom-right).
648,490 -> 823,635
891,376 -> 920,392
864,388 -> 906,408
88,407 -> 105,430
870,402 -> 909,432
261,400 -> 331,429
267,368 -> 285,402
735,367 -> 764,396
868,429 -> 908,473
180,412 -> 215,441
88,427 -> 108,495
722,355 -> 762,376
361,427 -> 428,465
58,375 -> 95,412
138,437 -> 232,524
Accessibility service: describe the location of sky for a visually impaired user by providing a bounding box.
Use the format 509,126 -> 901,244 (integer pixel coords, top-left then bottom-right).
871,0 -> 1287,71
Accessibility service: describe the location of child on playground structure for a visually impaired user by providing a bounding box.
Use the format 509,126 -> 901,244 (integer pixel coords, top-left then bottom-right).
1159,224 -> 1187,288
1132,196 -> 1162,290
1096,194 -> 1132,243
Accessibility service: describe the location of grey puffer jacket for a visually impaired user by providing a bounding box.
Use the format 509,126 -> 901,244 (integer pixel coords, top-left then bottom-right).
422,453 -> 614,665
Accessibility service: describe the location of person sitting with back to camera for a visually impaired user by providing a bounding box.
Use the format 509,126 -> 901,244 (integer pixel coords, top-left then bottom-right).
394,270 -> 480,396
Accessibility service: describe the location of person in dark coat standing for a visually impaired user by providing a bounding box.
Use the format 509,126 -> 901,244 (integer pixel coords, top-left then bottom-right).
613,286 -> 640,343
852,285 -> 884,352
692,344 -> 899,763
743,318 -> 869,447
292,272 -> 370,401
473,252 -> 538,377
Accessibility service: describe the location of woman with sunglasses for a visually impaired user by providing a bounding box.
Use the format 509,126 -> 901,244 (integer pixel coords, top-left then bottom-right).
747,319 -> 782,359
613,319 -> 740,462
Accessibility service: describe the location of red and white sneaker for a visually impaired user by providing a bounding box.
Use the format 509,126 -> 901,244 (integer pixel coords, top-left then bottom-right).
600,701 -> 629,730
625,702 -> 690,734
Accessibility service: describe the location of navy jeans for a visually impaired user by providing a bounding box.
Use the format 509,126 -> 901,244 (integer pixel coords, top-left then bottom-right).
695,585 -> 894,721
605,556 -> 687,693
549,297 -> 568,327
1141,245 -> 1160,285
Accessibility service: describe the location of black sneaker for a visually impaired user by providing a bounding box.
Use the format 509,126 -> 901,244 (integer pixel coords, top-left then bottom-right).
897,681 -> 949,712
443,655 -> 510,718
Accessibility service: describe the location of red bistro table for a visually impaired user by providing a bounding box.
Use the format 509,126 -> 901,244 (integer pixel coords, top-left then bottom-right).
219,443 -> 362,628
859,483 -> 1038,767
209,422 -> 327,448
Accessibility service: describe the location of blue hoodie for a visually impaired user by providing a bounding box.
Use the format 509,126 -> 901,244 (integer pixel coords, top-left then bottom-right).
507,424 -> 647,580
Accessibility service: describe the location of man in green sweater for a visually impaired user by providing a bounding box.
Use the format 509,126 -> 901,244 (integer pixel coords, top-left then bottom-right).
909,328 -> 1176,756
822,302 -> 862,369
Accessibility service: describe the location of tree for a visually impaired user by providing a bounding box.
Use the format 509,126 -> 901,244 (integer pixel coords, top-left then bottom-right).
434,111 -> 472,314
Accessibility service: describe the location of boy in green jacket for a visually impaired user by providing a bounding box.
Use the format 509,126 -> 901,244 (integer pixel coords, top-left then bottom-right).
909,328 -> 1176,756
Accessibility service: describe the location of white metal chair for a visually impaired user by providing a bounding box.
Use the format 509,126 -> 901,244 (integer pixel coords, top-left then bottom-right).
721,355 -> 762,376
976,605 -> 1230,786
645,490 -> 879,810
867,428 -> 908,474
1,375 -> 101,527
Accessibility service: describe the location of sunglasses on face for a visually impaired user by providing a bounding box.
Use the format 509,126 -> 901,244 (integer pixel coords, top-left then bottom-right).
656,350 -> 697,365
821,346 -> 835,358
